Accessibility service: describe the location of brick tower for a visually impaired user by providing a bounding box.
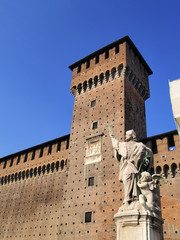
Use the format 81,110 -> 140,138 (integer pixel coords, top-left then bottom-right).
59,36 -> 152,239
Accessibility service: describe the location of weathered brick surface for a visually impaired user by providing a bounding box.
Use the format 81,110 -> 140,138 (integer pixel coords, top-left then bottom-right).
0,36 -> 179,240
144,131 -> 180,240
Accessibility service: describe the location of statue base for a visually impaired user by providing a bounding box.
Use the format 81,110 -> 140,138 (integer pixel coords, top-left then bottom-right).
114,210 -> 163,240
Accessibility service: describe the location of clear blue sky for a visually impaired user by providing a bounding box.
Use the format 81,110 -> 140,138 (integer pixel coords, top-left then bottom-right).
0,0 -> 179,157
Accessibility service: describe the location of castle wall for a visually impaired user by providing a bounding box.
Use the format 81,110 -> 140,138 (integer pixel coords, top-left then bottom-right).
143,131 -> 180,240
0,136 -> 69,240
0,168 -> 67,239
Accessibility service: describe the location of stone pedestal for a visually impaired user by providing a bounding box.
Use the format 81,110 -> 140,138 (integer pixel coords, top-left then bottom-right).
114,210 -> 163,240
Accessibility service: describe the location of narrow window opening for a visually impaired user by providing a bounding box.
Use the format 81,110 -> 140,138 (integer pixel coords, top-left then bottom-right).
77,65 -> 81,73
86,60 -> 90,69
51,162 -> 55,172
156,166 -> 162,174
22,171 -> 25,179
88,78 -> 92,89
30,168 -> 33,177
95,55 -> 99,64
105,50 -> 109,59
105,70 -> 110,82
115,45 -> 119,54
91,100 -> 96,108
83,81 -> 87,92
66,138 -> 69,149
171,163 -> 177,178
24,153 -> 28,162
47,164 -> 50,173
42,165 -> 46,174
152,139 -> 158,154
48,145 -> 52,155
34,168 -> 37,176
17,155 -> 20,165
111,67 -> 116,79
26,170 -> 29,178
8,175 -> 11,183
18,172 -> 22,180
56,161 -> 60,171
99,73 -> 104,84
31,150 -> 35,160
163,165 -> 169,178
38,166 -> 41,175
85,212 -> 92,223
94,76 -> 98,87
92,122 -> 98,130
11,174 -> 14,182
39,147 -> 43,158
57,141 -> 61,152
88,177 -> 94,186
10,157 -> 14,167
168,135 -> 176,151
60,160 -> 64,170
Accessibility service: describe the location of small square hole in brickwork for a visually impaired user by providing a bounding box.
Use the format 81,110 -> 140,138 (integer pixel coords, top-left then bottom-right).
91,100 -> 96,107
88,177 -> 94,186
92,122 -> 98,129
85,212 -> 92,223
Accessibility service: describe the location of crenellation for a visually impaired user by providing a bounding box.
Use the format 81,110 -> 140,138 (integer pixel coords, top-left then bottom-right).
71,64 -> 125,96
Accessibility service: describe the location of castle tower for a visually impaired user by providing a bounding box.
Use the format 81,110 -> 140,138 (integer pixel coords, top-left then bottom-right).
59,36 -> 152,239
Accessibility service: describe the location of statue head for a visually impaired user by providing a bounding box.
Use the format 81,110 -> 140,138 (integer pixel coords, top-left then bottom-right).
125,129 -> 137,142
140,171 -> 152,182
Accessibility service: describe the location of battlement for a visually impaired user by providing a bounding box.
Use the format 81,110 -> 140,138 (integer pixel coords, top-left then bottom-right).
69,36 -> 152,94
0,134 -> 70,176
142,130 -> 180,178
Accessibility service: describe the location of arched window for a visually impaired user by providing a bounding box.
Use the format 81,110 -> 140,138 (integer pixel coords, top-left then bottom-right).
60,160 -> 65,170
26,169 -> 29,179
18,172 -> 22,181
7,175 -> 11,183
111,67 -> 116,80
156,166 -> 162,174
171,163 -> 177,178
48,145 -> 52,155
4,176 -> 7,184
51,162 -> 55,173
1,177 -> 4,185
94,76 -> 98,87
15,173 -> 18,181
11,174 -> 14,182
71,86 -> 77,95
47,164 -> 50,173
163,165 -> 169,178
83,81 -> 87,92
105,70 -> 110,82
99,73 -> 104,85
38,166 -> 41,175
22,171 -> 26,179
56,161 -> 60,171
118,64 -> 123,77
30,168 -> 33,178
42,165 -> 46,174
88,78 -> 92,90
77,83 -> 82,95
34,167 -> 37,177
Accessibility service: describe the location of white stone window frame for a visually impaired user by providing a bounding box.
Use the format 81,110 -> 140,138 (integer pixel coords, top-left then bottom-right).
85,133 -> 103,165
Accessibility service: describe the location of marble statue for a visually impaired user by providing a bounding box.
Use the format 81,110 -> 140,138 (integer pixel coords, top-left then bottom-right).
107,124 -> 154,210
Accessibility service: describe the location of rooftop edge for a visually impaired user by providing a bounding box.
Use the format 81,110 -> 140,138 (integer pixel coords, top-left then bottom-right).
68,35 -> 153,75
